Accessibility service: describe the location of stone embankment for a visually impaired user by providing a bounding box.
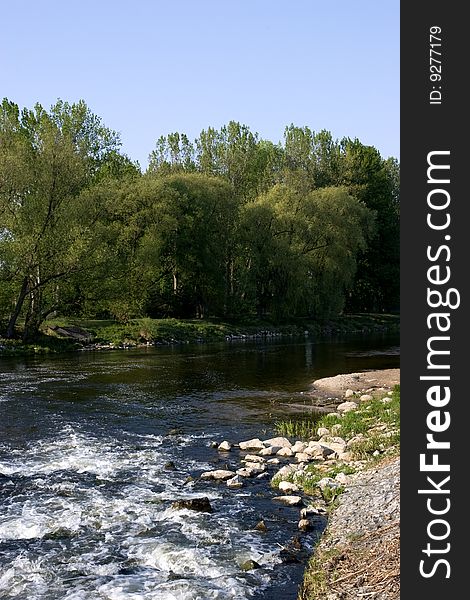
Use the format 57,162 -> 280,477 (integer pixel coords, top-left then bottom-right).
299,457 -> 400,599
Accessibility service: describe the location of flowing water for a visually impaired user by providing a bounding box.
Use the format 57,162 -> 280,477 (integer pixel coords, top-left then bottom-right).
0,335 -> 399,600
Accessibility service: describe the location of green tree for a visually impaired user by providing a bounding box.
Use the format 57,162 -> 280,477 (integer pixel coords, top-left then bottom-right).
195,122 -> 281,200
239,184 -> 374,319
0,98 -> 121,339
146,173 -> 239,318
148,132 -> 196,175
339,140 -> 400,312
92,173 -> 239,320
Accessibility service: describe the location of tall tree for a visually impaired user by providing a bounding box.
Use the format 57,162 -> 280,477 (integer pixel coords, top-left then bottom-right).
340,139 -> 400,312
239,184 -> 375,319
0,98 -> 121,339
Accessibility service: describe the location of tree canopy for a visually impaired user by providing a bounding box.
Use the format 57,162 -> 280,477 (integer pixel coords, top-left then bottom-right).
1,99 -> 399,339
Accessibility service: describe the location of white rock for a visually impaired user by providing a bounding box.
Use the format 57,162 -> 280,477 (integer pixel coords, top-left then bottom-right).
298,518 -> 311,531
322,442 -> 346,456
226,475 -> 243,488
267,458 -> 280,465
272,495 -> 303,506
218,440 -> 232,451
387,390 -> 394,396
236,467 -> 255,478
317,477 -> 342,491
244,462 -> 266,472
331,424 -> 342,435
239,438 -> 265,451
344,389 -> 355,398
319,436 -> 347,445
259,446 -> 281,456
201,469 -> 236,481
278,480 -> 299,493
335,472 -> 349,485
263,436 -> 292,448
381,396 -> 393,404
326,412 -> 340,419
305,442 -> 332,458
256,472 -> 270,479
337,401 -> 358,414
242,454 -> 265,463
276,447 -> 294,457
273,464 -> 298,480
291,441 -> 307,453
295,452 -> 311,463
359,394 -> 373,402
317,427 -> 330,437
338,451 -> 353,461
346,434 -> 365,448
300,505 -> 327,518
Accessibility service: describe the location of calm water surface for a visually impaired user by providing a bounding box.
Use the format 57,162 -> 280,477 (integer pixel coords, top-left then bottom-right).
0,335 -> 399,600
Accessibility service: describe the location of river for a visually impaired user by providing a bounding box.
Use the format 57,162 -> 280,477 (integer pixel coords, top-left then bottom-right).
0,334 -> 399,600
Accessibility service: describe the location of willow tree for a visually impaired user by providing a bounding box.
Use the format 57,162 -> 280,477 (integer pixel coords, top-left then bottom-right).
0,98 -> 120,339
141,173 -> 239,318
238,184 -> 375,319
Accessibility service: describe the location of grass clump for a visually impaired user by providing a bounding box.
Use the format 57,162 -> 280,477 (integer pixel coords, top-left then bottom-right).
274,418 -> 319,440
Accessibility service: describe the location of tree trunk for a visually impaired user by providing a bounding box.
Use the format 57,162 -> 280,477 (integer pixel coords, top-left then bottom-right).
23,289 -> 42,342
5,277 -> 29,339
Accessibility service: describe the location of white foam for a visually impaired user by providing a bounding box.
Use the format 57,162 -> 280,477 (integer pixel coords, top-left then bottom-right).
0,556 -> 50,598
0,501 -> 82,541
128,541 -> 228,579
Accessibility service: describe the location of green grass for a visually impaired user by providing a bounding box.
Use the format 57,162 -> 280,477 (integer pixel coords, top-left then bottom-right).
275,386 -> 400,456
274,418 -> 319,440
316,388 -> 400,444
1,313 -> 399,355
271,461 -> 356,501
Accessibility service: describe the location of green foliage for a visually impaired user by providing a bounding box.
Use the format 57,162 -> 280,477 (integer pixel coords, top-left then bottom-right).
274,386 -> 400,462
1,101 -> 399,331
0,98 -> 123,340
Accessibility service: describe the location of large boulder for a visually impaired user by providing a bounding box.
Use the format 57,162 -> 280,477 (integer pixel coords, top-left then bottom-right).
259,446 -> 281,456
305,442 -> 333,459
244,462 -> 266,472
236,467 -> 256,478
242,454 -> 265,463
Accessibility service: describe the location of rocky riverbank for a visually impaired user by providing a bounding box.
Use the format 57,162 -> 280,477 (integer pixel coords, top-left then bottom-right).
183,372 -> 400,597
299,457 -> 400,599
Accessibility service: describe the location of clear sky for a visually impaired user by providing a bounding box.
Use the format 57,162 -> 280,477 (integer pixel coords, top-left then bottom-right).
1,0 -> 399,169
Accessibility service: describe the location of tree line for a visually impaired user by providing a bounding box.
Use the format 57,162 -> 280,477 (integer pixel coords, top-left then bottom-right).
0,99 -> 399,341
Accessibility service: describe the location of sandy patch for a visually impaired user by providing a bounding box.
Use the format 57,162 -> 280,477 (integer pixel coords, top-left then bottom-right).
310,368 -> 400,400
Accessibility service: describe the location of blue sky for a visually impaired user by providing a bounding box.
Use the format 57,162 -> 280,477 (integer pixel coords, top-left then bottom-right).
1,0 -> 399,168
